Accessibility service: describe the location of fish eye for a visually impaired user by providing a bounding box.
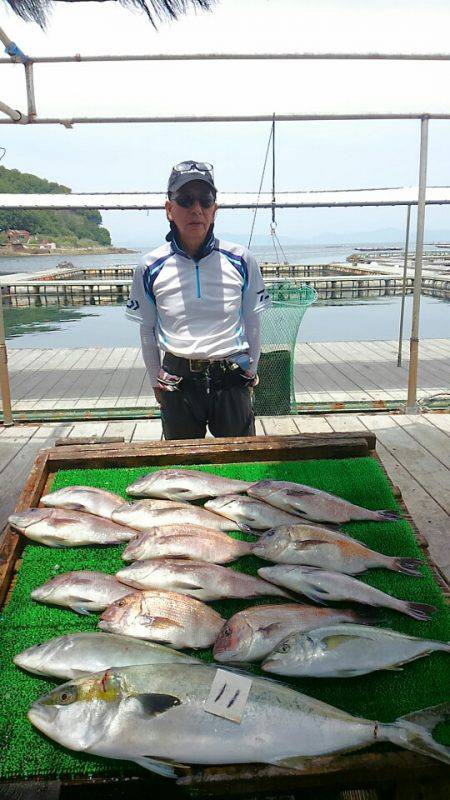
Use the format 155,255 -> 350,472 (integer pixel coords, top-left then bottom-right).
57,687 -> 77,705
116,599 -> 127,607
279,642 -> 291,654
265,529 -> 276,538
222,625 -> 232,637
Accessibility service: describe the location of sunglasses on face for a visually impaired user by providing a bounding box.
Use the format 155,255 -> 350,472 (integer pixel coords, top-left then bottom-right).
172,190 -> 216,209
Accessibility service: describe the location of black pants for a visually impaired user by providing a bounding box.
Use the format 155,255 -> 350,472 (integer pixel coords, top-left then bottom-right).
160,355 -> 255,440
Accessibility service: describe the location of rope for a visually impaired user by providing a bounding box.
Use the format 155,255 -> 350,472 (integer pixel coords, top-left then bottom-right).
248,122 -> 273,249
271,222 -> 289,265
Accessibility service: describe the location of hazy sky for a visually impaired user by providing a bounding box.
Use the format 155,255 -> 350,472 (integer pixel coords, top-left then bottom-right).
2,0 -> 450,244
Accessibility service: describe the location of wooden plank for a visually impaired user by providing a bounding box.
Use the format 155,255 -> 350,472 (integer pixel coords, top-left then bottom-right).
260,417 -> 300,435
43,349 -> 101,410
295,344 -> 366,401
132,419 -> 163,441
325,414 -> 368,433
16,349 -> 91,411
39,349 -> 91,410
104,420 -> 137,442
68,421 -> 109,438
306,342 -> 394,401
391,415 -> 450,470
425,413 -> 450,436
293,416 -> 334,434
93,347 -> 129,407
55,436 -> 125,446
73,348 -> 117,409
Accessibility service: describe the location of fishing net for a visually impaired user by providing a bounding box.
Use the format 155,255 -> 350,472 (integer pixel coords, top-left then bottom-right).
253,283 -> 317,416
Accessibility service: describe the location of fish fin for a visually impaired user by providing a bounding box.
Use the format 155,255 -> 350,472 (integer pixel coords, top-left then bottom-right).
376,509 -> 399,521
387,702 -> 450,766
70,605 -> 91,616
323,634 -> 362,650
294,540 -> 330,551
135,692 -> 181,716
133,756 -> 188,778
404,602 -> 436,621
150,616 -> 184,630
285,489 -> 315,498
268,755 -> 310,770
393,558 -> 423,577
53,513 -> 84,526
295,583 -> 330,605
259,622 -> 286,639
384,665 -> 404,671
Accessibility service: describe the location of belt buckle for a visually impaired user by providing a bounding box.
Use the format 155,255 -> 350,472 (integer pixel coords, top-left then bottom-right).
189,358 -> 209,373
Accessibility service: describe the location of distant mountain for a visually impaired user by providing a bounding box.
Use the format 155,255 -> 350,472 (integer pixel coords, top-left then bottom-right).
0,166 -> 112,246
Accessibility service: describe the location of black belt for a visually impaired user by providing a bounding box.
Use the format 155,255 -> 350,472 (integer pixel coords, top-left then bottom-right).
163,352 -> 240,379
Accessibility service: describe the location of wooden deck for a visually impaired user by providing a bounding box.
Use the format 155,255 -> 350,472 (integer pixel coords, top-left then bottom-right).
1,413 -> 449,583
3,338 -> 450,411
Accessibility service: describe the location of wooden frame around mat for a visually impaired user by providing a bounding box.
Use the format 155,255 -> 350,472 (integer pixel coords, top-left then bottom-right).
0,431 -> 448,797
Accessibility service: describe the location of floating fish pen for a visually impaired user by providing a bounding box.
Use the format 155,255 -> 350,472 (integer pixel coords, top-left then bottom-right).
0,433 -> 448,797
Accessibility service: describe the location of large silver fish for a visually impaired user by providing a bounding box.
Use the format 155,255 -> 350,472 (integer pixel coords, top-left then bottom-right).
213,603 -> 369,662
248,480 -> 399,524
262,624 -> 450,678
253,524 -> 422,576
99,589 -> 225,648
8,508 -> 135,547
28,663 -> 450,777
31,571 -> 134,615
116,558 -> 289,601
41,486 -> 124,520
204,495 -> 308,531
127,468 -> 252,500
14,632 -> 197,679
122,525 -> 251,564
112,499 -> 190,529
258,565 -> 436,621
116,504 -> 240,532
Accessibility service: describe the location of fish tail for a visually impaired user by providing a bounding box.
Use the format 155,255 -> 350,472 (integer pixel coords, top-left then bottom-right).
375,509 -> 399,521
403,601 -> 436,621
382,702 -> 450,765
351,607 -> 385,626
392,557 -> 423,577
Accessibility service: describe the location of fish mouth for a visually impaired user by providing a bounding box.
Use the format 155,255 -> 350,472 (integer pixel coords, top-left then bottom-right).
28,702 -> 58,729
98,619 -> 113,631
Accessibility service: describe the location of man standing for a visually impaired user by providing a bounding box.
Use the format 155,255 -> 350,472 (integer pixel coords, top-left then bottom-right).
126,160 -> 271,439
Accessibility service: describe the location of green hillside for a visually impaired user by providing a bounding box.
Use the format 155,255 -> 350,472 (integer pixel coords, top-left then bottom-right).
0,166 -> 111,246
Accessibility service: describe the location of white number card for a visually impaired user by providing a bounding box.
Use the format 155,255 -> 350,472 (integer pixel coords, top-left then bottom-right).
204,668 -> 252,724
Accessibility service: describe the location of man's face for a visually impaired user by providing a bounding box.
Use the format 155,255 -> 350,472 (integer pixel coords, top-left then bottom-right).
165,180 -> 217,254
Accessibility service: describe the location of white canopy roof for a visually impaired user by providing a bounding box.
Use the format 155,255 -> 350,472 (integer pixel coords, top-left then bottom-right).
1,186 -> 450,210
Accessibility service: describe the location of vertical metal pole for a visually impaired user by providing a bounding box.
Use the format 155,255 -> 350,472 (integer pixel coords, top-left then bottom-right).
271,112 -> 276,224
406,116 -> 429,412
25,62 -> 37,119
397,205 -> 411,367
0,288 -> 14,426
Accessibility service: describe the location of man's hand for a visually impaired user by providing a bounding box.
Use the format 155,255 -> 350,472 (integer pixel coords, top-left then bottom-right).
242,370 -> 259,388
153,386 -> 165,405
154,368 -> 183,404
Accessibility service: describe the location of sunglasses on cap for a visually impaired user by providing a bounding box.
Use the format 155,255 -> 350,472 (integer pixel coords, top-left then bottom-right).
173,160 -> 214,176
172,189 -> 216,209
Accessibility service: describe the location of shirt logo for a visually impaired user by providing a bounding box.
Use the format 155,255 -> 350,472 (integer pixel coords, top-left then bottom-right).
127,299 -> 139,311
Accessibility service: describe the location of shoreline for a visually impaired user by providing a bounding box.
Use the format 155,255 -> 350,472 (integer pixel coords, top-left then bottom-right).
0,246 -> 137,258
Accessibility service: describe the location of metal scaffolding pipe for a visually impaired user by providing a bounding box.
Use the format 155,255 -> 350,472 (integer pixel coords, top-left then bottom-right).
0,100 -> 23,122
407,117 -> 429,412
4,51 -> 450,65
2,112 -> 450,126
397,205 -> 412,367
25,62 -> 37,118
0,292 -> 13,427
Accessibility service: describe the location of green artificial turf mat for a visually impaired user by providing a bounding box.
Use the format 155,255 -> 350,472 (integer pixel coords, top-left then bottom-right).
0,457 -> 449,781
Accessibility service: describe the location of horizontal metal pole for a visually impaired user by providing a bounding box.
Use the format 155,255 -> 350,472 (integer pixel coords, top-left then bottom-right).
4,51 -> 450,65
1,112 -> 450,126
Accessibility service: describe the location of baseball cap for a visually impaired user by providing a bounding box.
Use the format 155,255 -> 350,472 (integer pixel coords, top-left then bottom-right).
168,160 -> 216,196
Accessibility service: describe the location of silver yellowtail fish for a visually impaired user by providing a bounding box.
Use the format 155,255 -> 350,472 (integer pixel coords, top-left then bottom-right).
248,480 -> 399,524
127,468 -> 252,501
253,524 -> 422,576
14,632 -> 197,679
112,499 -> 189,529
258,565 -> 436,621
41,486 -> 124,520
116,504 -> 240,532
122,525 -> 251,564
99,589 -> 225,648
262,624 -> 450,678
204,495 -> 308,531
31,571 -> 134,615
28,663 -> 450,777
213,603 -> 370,662
116,558 -> 289,601
8,508 -> 135,547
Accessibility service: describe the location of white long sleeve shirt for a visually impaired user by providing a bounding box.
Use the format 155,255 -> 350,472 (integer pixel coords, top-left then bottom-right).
126,234 -> 270,384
